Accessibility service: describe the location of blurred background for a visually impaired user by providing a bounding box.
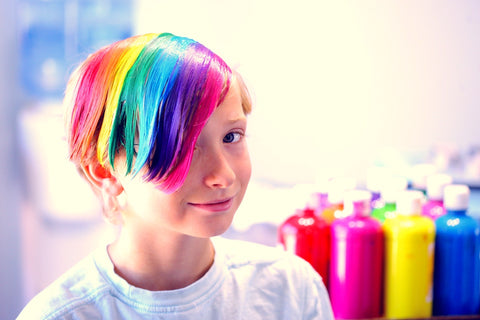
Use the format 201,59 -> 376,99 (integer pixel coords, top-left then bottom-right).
2,0 -> 480,318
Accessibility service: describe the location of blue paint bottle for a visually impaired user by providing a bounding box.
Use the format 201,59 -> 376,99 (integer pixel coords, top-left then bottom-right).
433,184 -> 480,316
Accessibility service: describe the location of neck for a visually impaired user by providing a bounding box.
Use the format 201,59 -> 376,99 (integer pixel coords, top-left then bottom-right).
108,226 -> 215,291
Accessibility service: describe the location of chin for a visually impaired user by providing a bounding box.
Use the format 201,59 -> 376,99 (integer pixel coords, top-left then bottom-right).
190,212 -> 236,238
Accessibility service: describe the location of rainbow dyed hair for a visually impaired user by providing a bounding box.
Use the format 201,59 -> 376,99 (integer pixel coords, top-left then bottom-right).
65,33 -> 241,193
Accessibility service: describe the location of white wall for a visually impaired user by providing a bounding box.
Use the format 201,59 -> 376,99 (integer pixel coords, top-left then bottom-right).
135,0 -> 480,185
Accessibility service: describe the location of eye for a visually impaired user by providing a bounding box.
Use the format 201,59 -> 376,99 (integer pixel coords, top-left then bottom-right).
223,131 -> 243,144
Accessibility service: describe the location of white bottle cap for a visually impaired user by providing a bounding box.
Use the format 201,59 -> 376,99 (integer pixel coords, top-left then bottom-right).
327,177 -> 356,204
343,190 -> 372,217
381,176 -> 408,203
444,184 -> 470,210
426,173 -> 453,200
396,190 -> 424,216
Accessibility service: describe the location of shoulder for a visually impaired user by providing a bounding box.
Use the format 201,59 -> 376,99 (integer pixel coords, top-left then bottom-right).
17,250 -> 110,320
213,237 -> 334,319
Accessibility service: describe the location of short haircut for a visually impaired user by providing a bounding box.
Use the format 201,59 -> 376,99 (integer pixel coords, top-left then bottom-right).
65,33 -> 250,193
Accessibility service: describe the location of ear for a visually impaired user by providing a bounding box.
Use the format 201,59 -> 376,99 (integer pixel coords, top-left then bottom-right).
82,162 -> 124,197
82,162 -> 125,225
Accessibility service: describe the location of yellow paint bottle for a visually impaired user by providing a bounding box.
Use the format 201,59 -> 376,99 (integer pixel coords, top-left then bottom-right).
383,190 -> 435,319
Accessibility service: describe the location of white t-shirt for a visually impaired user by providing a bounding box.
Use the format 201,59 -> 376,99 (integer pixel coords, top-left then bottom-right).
17,238 -> 334,319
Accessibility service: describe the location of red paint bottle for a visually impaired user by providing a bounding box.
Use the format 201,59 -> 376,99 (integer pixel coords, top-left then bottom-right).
278,208 -> 331,285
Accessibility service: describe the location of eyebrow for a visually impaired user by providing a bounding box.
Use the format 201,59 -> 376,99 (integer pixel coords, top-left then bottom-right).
227,115 -> 247,124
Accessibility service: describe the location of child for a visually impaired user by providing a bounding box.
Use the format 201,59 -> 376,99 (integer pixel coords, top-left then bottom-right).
18,33 -> 333,319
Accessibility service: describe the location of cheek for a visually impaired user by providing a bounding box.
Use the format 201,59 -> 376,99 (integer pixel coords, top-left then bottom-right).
122,183 -> 153,213
119,177 -> 171,216
178,157 -> 202,190
237,149 -> 252,186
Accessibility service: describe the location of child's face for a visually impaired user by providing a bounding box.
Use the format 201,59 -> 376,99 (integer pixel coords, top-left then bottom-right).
114,78 -> 251,239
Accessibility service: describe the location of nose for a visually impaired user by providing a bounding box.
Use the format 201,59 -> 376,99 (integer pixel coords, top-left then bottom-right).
203,149 -> 236,189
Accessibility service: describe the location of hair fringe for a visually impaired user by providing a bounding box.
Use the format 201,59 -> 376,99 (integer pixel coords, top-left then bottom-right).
65,32 -> 234,193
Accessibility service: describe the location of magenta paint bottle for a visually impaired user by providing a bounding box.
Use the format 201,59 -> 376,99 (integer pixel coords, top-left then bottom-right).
422,173 -> 452,220
329,190 -> 384,319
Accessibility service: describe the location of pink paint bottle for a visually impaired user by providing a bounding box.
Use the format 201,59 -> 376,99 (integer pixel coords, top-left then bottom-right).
422,173 -> 452,220
329,190 -> 384,319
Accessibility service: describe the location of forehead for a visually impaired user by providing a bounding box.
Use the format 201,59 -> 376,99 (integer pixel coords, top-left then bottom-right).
199,80 -> 246,137
216,79 -> 245,120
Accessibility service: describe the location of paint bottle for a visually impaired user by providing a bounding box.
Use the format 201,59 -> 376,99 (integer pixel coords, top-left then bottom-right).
366,166 -> 392,209
311,178 -> 331,216
321,177 -> 356,224
433,184 -> 480,316
371,176 -> 408,223
329,190 -> 383,319
422,173 -> 452,220
410,163 -> 437,195
366,167 -> 384,203
278,207 -> 330,286
383,190 -> 435,319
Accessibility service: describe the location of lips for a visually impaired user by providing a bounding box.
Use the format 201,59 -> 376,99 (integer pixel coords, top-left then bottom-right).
189,197 -> 234,213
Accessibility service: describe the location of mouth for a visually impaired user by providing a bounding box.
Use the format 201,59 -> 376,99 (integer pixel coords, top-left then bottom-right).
188,197 -> 235,213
